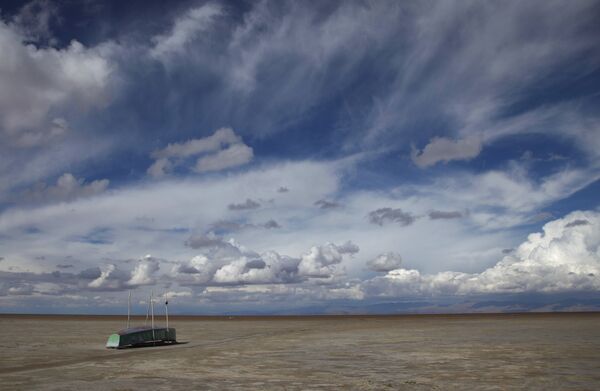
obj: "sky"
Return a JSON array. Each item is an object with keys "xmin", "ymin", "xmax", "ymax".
[{"xmin": 1, "ymin": 0, "xmax": 600, "ymax": 315}]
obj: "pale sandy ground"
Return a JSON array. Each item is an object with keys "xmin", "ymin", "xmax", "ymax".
[{"xmin": 0, "ymin": 313, "xmax": 599, "ymax": 390}]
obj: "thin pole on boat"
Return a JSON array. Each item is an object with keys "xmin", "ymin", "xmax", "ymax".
[
  {"xmin": 165, "ymin": 291, "xmax": 169, "ymax": 330},
  {"xmin": 144, "ymin": 295, "xmax": 150, "ymax": 326},
  {"xmin": 127, "ymin": 290, "xmax": 131, "ymax": 329},
  {"xmin": 151, "ymin": 290, "xmax": 156, "ymax": 343}
]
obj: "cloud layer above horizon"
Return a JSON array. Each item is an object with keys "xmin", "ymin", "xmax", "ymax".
[{"xmin": 1, "ymin": 0, "xmax": 599, "ymax": 313}]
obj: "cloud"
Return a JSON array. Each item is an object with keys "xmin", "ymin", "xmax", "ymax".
[
  {"xmin": 363, "ymin": 211, "xmax": 600, "ymax": 297},
  {"xmin": 127, "ymin": 255, "xmax": 160, "ymax": 286},
  {"xmin": 88, "ymin": 264, "xmax": 126, "ymax": 290},
  {"xmin": 208, "ymin": 218, "xmax": 281, "ymax": 233},
  {"xmin": 314, "ymin": 199, "xmax": 341, "ymax": 209},
  {"xmin": 0, "ymin": 255, "xmax": 161, "ymax": 294},
  {"xmin": 411, "ymin": 137, "xmax": 482, "ymax": 168},
  {"xmin": 364, "ymin": 0, "xmax": 600, "ymax": 163},
  {"xmin": 297, "ymin": 242, "xmax": 350, "ymax": 278},
  {"xmin": 428, "ymin": 210, "xmax": 463, "ymax": 220},
  {"xmin": 0, "ymin": 159, "xmax": 341, "ymax": 279},
  {"xmin": 336, "ymin": 241, "xmax": 359, "ymax": 255},
  {"xmin": 172, "ymin": 240, "xmax": 356, "ymax": 286},
  {"xmin": 11, "ymin": 0, "xmax": 60, "ymax": 44},
  {"xmin": 165, "ymin": 290, "xmax": 192, "ymax": 298},
  {"xmin": 152, "ymin": 127, "xmax": 241, "ymax": 159},
  {"xmin": 69, "ymin": 227, "xmax": 113, "ymax": 245},
  {"xmin": 228, "ymin": 198, "xmax": 260, "ymax": 211},
  {"xmin": 368, "ymin": 208, "xmax": 416, "ymax": 226},
  {"xmin": 245, "ymin": 259, "xmax": 266, "ymax": 269},
  {"xmin": 367, "ymin": 252, "xmax": 403, "ymax": 272},
  {"xmin": 209, "ymin": 220, "xmax": 246, "ymax": 233},
  {"xmin": 7, "ymin": 283, "xmax": 34, "ymax": 296},
  {"xmin": 21, "ymin": 173, "xmax": 109, "ymax": 204},
  {"xmin": 414, "ymin": 165, "xmax": 600, "ymax": 228},
  {"xmin": 194, "ymin": 143, "xmax": 254, "ymax": 173},
  {"xmin": 185, "ymin": 233, "xmax": 228, "ymax": 249},
  {"xmin": 147, "ymin": 127, "xmax": 253, "ymax": 177},
  {"xmin": 530, "ymin": 212, "xmax": 554, "ymax": 223},
  {"xmin": 150, "ymin": 3, "xmax": 223, "ymax": 61},
  {"xmin": 565, "ymin": 219, "xmax": 590, "ymax": 228},
  {"xmin": 146, "ymin": 158, "xmax": 172, "ymax": 178},
  {"xmin": 263, "ymin": 219, "xmax": 281, "ymax": 229},
  {"xmin": 0, "ymin": 17, "xmax": 114, "ymax": 147}
]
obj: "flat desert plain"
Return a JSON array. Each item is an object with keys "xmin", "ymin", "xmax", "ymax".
[{"xmin": 1, "ymin": 313, "xmax": 599, "ymax": 390}]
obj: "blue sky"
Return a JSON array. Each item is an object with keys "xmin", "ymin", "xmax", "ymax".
[{"xmin": 1, "ymin": 0, "xmax": 600, "ymax": 314}]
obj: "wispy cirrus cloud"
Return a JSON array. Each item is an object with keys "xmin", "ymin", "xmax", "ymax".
[{"xmin": 149, "ymin": 3, "xmax": 223, "ymax": 61}]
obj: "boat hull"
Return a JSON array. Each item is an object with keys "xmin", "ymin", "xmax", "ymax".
[{"xmin": 106, "ymin": 327, "xmax": 176, "ymax": 348}]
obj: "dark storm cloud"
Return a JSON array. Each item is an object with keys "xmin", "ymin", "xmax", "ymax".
[
  {"xmin": 368, "ymin": 208, "xmax": 416, "ymax": 226},
  {"xmin": 228, "ymin": 198, "xmax": 260, "ymax": 211}
]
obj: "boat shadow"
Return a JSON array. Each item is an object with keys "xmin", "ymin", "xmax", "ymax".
[{"xmin": 120, "ymin": 341, "xmax": 189, "ymax": 349}]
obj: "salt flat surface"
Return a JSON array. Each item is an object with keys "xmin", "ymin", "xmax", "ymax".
[{"xmin": 0, "ymin": 313, "xmax": 599, "ymax": 390}]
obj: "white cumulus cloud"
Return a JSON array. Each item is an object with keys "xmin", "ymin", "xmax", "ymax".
[
  {"xmin": 127, "ymin": 255, "xmax": 160, "ymax": 286},
  {"xmin": 364, "ymin": 210, "xmax": 600, "ymax": 297}
]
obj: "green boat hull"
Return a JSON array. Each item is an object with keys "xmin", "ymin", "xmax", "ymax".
[{"xmin": 106, "ymin": 327, "xmax": 176, "ymax": 348}]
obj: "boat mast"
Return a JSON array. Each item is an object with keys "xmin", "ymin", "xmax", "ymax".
[
  {"xmin": 127, "ymin": 290, "xmax": 131, "ymax": 328},
  {"xmin": 165, "ymin": 292, "xmax": 169, "ymax": 330},
  {"xmin": 144, "ymin": 295, "xmax": 150, "ymax": 326},
  {"xmin": 150, "ymin": 290, "xmax": 156, "ymax": 343}
]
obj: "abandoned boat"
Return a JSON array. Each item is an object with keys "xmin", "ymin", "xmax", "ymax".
[{"xmin": 106, "ymin": 290, "xmax": 176, "ymax": 349}]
